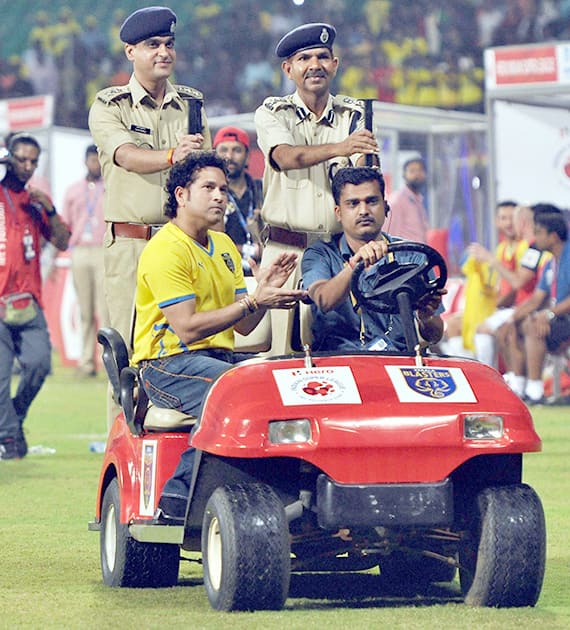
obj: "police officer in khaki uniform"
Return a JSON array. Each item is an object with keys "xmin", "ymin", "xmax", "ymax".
[
  {"xmin": 255, "ymin": 23, "xmax": 379, "ymax": 355},
  {"xmin": 88, "ymin": 6, "xmax": 211, "ymax": 349},
  {"xmin": 88, "ymin": 6, "xmax": 211, "ymax": 430}
]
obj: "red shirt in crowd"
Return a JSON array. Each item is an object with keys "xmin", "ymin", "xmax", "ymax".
[{"xmin": 0, "ymin": 183, "xmax": 52, "ymax": 307}]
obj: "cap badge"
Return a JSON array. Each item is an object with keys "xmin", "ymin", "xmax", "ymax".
[
  {"xmin": 320, "ymin": 28, "xmax": 329, "ymax": 44},
  {"xmin": 170, "ymin": 20, "xmax": 176, "ymax": 34}
]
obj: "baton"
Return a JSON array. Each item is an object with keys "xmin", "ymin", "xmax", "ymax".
[
  {"xmin": 188, "ymin": 99, "xmax": 203, "ymax": 134},
  {"xmin": 364, "ymin": 99, "xmax": 374, "ymax": 167}
]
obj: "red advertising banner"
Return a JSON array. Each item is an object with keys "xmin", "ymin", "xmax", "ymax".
[{"xmin": 492, "ymin": 46, "xmax": 558, "ymax": 86}]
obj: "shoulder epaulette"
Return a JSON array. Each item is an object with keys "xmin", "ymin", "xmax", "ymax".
[
  {"xmin": 333, "ymin": 95, "xmax": 365, "ymax": 111},
  {"xmin": 262, "ymin": 96, "xmax": 294, "ymax": 112},
  {"xmin": 175, "ymin": 85, "xmax": 203, "ymax": 100},
  {"xmin": 96, "ymin": 85, "xmax": 131, "ymax": 104}
]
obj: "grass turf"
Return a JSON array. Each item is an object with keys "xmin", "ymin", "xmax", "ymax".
[{"xmin": 1, "ymin": 360, "xmax": 569, "ymax": 629}]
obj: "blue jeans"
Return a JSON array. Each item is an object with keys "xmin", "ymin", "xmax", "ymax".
[
  {"xmin": 0, "ymin": 308, "xmax": 51, "ymax": 440},
  {"xmin": 139, "ymin": 349, "xmax": 239, "ymax": 501}
]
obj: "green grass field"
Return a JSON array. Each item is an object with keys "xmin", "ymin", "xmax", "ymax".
[{"xmin": 1, "ymin": 360, "xmax": 569, "ymax": 629}]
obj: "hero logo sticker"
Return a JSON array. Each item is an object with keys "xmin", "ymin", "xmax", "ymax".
[
  {"xmin": 139, "ymin": 440, "xmax": 158, "ymax": 516},
  {"xmin": 385, "ymin": 365, "xmax": 477, "ymax": 403},
  {"xmin": 273, "ymin": 366, "xmax": 362, "ymax": 406}
]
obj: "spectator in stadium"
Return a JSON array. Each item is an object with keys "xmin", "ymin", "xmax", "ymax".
[
  {"xmin": 254, "ymin": 22, "xmax": 379, "ymax": 354},
  {"xmin": 465, "ymin": 200, "xmax": 521, "ymax": 367},
  {"xmin": 132, "ymin": 152, "xmax": 306, "ymax": 521},
  {"xmin": 492, "ymin": 204, "xmax": 554, "ymax": 392},
  {"xmin": 0, "ymin": 133, "xmax": 70, "ymax": 460},
  {"xmin": 515, "ymin": 211, "xmax": 570, "ymax": 404},
  {"xmin": 61, "ymin": 144, "xmax": 109, "ymax": 378},
  {"xmin": 301, "ymin": 166, "xmax": 444, "ymax": 352},
  {"xmin": 213, "ymin": 126, "xmax": 265, "ymax": 275},
  {"xmin": 382, "ymin": 156, "xmax": 429, "ymax": 243}
]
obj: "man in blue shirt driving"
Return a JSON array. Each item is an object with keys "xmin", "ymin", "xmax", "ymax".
[{"xmin": 301, "ymin": 167, "xmax": 444, "ymax": 352}]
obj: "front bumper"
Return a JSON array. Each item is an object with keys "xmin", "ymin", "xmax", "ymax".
[{"xmin": 316, "ymin": 475, "xmax": 453, "ymax": 529}]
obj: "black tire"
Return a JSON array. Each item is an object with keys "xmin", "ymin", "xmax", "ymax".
[
  {"xmin": 379, "ymin": 551, "xmax": 457, "ymax": 585},
  {"xmin": 201, "ymin": 483, "xmax": 290, "ymax": 611},
  {"xmin": 459, "ymin": 484, "xmax": 546, "ymax": 607},
  {"xmin": 100, "ymin": 478, "xmax": 180, "ymax": 588}
]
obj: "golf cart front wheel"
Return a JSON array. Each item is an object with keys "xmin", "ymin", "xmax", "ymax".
[
  {"xmin": 459, "ymin": 483, "xmax": 546, "ymax": 607},
  {"xmin": 201, "ymin": 483, "xmax": 290, "ymax": 611}
]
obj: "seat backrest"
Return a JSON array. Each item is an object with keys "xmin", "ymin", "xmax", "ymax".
[
  {"xmin": 234, "ymin": 276, "xmax": 272, "ymax": 353},
  {"xmin": 97, "ymin": 327, "xmax": 129, "ymax": 404}
]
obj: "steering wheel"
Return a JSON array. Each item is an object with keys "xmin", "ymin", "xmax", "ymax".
[{"xmin": 350, "ymin": 241, "xmax": 447, "ymax": 314}]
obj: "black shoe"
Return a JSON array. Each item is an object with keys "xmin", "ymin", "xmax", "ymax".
[
  {"xmin": 0, "ymin": 438, "xmax": 20, "ymax": 461},
  {"xmin": 16, "ymin": 428, "xmax": 28, "ymax": 458},
  {"xmin": 154, "ymin": 496, "xmax": 187, "ymax": 525}
]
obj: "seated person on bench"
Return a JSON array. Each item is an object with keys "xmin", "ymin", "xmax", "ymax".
[
  {"xmin": 131, "ymin": 151, "xmax": 307, "ymax": 522},
  {"xmin": 301, "ymin": 167, "xmax": 445, "ymax": 352}
]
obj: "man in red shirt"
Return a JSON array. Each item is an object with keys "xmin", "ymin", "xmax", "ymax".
[{"xmin": 0, "ymin": 133, "xmax": 70, "ymax": 460}]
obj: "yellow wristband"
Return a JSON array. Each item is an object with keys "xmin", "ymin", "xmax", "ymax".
[{"xmin": 166, "ymin": 148, "xmax": 175, "ymax": 166}]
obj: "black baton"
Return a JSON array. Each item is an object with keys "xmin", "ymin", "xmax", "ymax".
[
  {"xmin": 188, "ymin": 99, "xmax": 203, "ymax": 134},
  {"xmin": 364, "ymin": 99, "xmax": 374, "ymax": 167}
]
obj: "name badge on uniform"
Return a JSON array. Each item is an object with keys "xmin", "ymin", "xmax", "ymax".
[{"xmin": 130, "ymin": 124, "xmax": 151, "ymax": 134}]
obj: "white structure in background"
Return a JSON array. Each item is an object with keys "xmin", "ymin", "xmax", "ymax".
[{"xmin": 485, "ymin": 41, "xmax": 570, "ymax": 216}]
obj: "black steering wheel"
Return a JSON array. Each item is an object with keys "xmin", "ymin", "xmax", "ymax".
[{"xmin": 350, "ymin": 241, "xmax": 447, "ymax": 314}]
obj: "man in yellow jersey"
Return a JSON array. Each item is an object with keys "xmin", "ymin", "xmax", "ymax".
[
  {"xmin": 301, "ymin": 167, "xmax": 444, "ymax": 352},
  {"xmin": 132, "ymin": 151, "xmax": 307, "ymax": 521}
]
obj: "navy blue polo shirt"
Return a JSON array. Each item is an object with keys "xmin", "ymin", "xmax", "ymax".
[{"xmin": 301, "ymin": 233, "xmax": 438, "ymax": 352}]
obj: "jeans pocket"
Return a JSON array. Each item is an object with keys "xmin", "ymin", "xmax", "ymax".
[{"xmin": 140, "ymin": 362, "xmax": 183, "ymax": 410}]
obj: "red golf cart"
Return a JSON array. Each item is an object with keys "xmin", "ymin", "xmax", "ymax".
[{"xmin": 89, "ymin": 242, "xmax": 545, "ymax": 611}]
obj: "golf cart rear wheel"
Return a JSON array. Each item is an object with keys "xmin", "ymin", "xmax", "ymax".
[
  {"xmin": 100, "ymin": 478, "xmax": 179, "ymax": 588},
  {"xmin": 459, "ymin": 484, "xmax": 546, "ymax": 607},
  {"xmin": 201, "ymin": 483, "xmax": 290, "ymax": 611}
]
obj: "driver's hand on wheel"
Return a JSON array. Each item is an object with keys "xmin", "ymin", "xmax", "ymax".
[
  {"xmin": 417, "ymin": 288, "xmax": 447, "ymax": 320},
  {"xmin": 349, "ymin": 239, "xmax": 388, "ymax": 269}
]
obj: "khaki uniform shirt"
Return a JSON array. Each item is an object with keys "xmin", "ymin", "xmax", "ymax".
[
  {"xmin": 88, "ymin": 74, "xmax": 211, "ymax": 224},
  {"xmin": 254, "ymin": 91, "xmax": 364, "ymax": 234}
]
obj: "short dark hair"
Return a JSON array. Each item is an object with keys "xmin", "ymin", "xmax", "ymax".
[
  {"xmin": 86, "ymin": 144, "xmax": 98, "ymax": 158},
  {"xmin": 332, "ymin": 167, "xmax": 386, "ymax": 203},
  {"xmin": 532, "ymin": 202, "xmax": 562, "ymax": 217},
  {"xmin": 164, "ymin": 151, "xmax": 227, "ymax": 218},
  {"xmin": 6, "ymin": 132, "xmax": 41, "ymax": 155},
  {"xmin": 535, "ymin": 212, "xmax": 568, "ymax": 242},
  {"xmin": 497, "ymin": 200, "xmax": 518, "ymax": 209}
]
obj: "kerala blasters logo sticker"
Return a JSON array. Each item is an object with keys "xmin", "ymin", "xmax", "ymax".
[
  {"xmin": 385, "ymin": 365, "xmax": 477, "ymax": 403},
  {"xmin": 221, "ymin": 252, "xmax": 235, "ymax": 273},
  {"xmin": 139, "ymin": 440, "xmax": 158, "ymax": 516},
  {"xmin": 273, "ymin": 366, "xmax": 362, "ymax": 405},
  {"xmin": 402, "ymin": 368, "xmax": 455, "ymax": 398}
]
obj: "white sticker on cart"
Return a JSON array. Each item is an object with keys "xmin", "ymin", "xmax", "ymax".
[
  {"xmin": 385, "ymin": 365, "xmax": 477, "ymax": 403},
  {"xmin": 273, "ymin": 366, "xmax": 362, "ymax": 406},
  {"xmin": 139, "ymin": 439, "xmax": 158, "ymax": 516}
]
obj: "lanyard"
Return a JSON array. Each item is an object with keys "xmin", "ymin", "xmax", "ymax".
[
  {"xmin": 85, "ymin": 180, "xmax": 103, "ymax": 218},
  {"xmin": 227, "ymin": 189, "xmax": 254, "ymax": 242},
  {"xmin": 2, "ymin": 185, "xmax": 19, "ymax": 220},
  {"xmin": 342, "ymin": 234, "xmax": 395, "ymax": 345}
]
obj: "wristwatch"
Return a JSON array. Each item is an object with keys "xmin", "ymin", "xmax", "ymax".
[
  {"xmin": 547, "ymin": 310, "xmax": 556, "ymax": 321},
  {"xmin": 45, "ymin": 207, "xmax": 57, "ymax": 217}
]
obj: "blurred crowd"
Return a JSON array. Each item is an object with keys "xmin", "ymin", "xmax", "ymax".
[{"xmin": 1, "ymin": 0, "xmax": 570, "ymax": 128}]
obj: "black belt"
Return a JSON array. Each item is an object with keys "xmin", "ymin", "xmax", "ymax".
[{"xmin": 268, "ymin": 226, "xmax": 308, "ymax": 249}]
